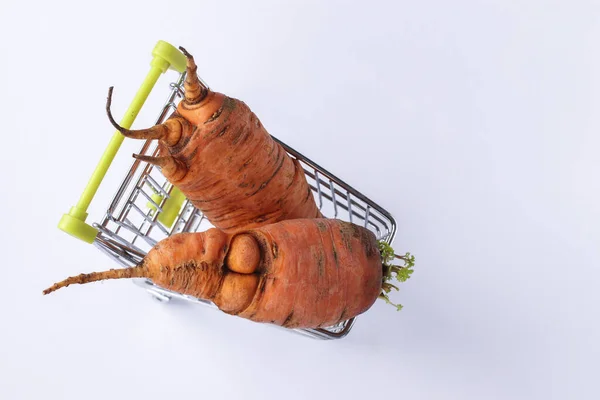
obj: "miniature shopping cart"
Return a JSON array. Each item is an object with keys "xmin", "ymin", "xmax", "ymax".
[{"xmin": 58, "ymin": 40, "xmax": 397, "ymax": 340}]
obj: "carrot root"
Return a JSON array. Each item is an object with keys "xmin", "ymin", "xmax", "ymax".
[
  {"xmin": 132, "ymin": 153, "xmax": 188, "ymax": 181},
  {"xmin": 43, "ymin": 220, "xmax": 410, "ymax": 328},
  {"xmin": 106, "ymin": 87, "xmax": 183, "ymax": 146},
  {"xmin": 43, "ymin": 265, "xmax": 147, "ymax": 295},
  {"xmin": 104, "ymin": 46, "xmax": 322, "ymax": 234}
]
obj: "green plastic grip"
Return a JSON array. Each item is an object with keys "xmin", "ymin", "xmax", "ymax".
[
  {"xmin": 148, "ymin": 188, "xmax": 187, "ymax": 227},
  {"xmin": 59, "ymin": 40, "xmax": 188, "ymax": 243}
]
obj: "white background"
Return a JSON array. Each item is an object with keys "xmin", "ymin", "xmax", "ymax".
[{"xmin": 1, "ymin": 1, "xmax": 598, "ymax": 399}]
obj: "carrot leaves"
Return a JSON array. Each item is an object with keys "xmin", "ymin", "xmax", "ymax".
[{"xmin": 378, "ymin": 241, "xmax": 415, "ymax": 311}]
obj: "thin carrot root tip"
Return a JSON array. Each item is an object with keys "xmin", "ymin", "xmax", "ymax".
[
  {"xmin": 133, "ymin": 153, "xmax": 187, "ymax": 180},
  {"xmin": 178, "ymin": 46, "xmax": 191, "ymax": 58},
  {"xmin": 105, "ymin": 86, "xmax": 124, "ymax": 133},
  {"xmin": 377, "ymin": 241, "xmax": 416, "ymax": 311},
  {"xmin": 106, "ymin": 87, "xmax": 176, "ymax": 141},
  {"xmin": 132, "ymin": 153, "xmax": 165, "ymax": 166},
  {"xmin": 42, "ymin": 266, "xmax": 147, "ymax": 296}
]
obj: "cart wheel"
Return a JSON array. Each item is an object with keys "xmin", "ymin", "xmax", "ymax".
[{"xmin": 148, "ymin": 289, "xmax": 171, "ymax": 303}]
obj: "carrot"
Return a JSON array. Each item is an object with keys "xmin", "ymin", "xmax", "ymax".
[
  {"xmin": 43, "ymin": 219, "xmax": 414, "ymax": 329},
  {"xmin": 106, "ymin": 46, "xmax": 321, "ymax": 233}
]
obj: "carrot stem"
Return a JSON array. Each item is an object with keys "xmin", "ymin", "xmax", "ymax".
[{"xmin": 377, "ymin": 240, "xmax": 416, "ymax": 311}]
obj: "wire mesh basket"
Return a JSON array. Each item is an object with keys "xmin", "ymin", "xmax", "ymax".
[{"xmin": 60, "ymin": 41, "xmax": 397, "ymax": 340}]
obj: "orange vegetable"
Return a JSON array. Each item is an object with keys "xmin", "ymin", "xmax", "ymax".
[
  {"xmin": 43, "ymin": 219, "xmax": 414, "ymax": 329},
  {"xmin": 106, "ymin": 47, "xmax": 321, "ymax": 233}
]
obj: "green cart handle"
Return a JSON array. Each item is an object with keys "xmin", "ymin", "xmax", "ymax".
[{"xmin": 58, "ymin": 40, "xmax": 187, "ymax": 243}]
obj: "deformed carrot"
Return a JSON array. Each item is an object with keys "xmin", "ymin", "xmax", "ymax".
[
  {"xmin": 106, "ymin": 47, "xmax": 321, "ymax": 233},
  {"xmin": 43, "ymin": 219, "xmax": 415, "ymax": 329}
]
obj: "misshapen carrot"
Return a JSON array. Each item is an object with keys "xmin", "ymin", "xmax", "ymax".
[
  {"xmin": 106, "ymin": 47, "xmax": 321, "ymax": 233},
  {"xmin": 43, "ymin": 219, "xmax": 414, "ymax": 329}
]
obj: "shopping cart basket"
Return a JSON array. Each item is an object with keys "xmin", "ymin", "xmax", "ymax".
[{"xmin": 58, "ymin": 40, "xmax": 397, "ymax": 340}]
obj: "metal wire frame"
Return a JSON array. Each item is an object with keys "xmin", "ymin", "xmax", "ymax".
[{"xmin": 91, "ymin": 71, "xmax": 397, "ymax": 340}]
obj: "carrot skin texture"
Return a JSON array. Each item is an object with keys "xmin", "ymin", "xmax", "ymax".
[
  {"xmin": 164, "ymin": 95, "xmax": 322, "ymax": 233},
  {"xmin": 226, "ymin": 234, "xmax": 261, "ymax": 274},
  {"xmin": 237, "ymin": 219, "xmax": 382, "ymax": 328},
  {"xmin": 143, "ymin": 228, "xmax": 230, "ymax": 300},
  {"xmin": 43, "ymin": 219, "xmax": 382, "ymax": 329}
]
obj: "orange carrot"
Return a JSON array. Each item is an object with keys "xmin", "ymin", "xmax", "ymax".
[
  {"xmin": 106, "ymin": 47, "xmax": 321, "ymax": 233},
  {"xmin": 43, "ymin": 219, "xmax": 414, "ymax": 329}
]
